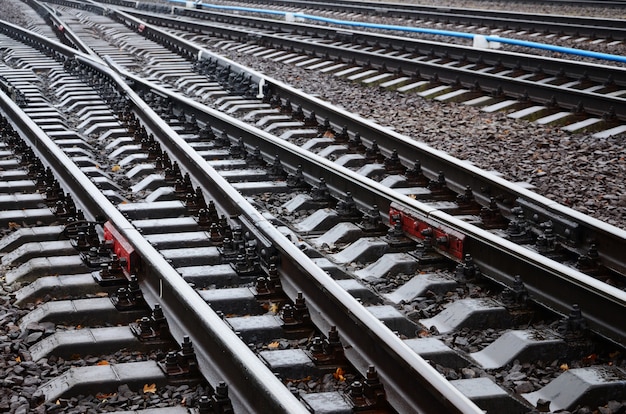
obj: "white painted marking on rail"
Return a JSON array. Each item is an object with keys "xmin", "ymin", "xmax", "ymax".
[{"xmin": 257, "ymin": 78, "xmax": 266, "ymax": 99}]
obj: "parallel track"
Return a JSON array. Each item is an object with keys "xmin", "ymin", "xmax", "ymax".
[
  {"xmin": 176, "ymin": 0, "xmax": 626, "ymax": 40},
  {"xmin": 0, "ymin": 11, "xmax": 480, "ymax": 414}
]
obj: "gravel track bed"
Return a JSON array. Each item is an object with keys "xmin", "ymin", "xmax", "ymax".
[
  {"xmin": 0, "ymin": 2, "xmax": 625, "ymax": 413},
  {"xmin": 204, "ymin": 0, "xmax": 626, "ymax": 67},
  {"xmin": 0, "ymin": 279, "xmax": 209, "ymax": 413},
  {"xmin": 128, "ymin": 0, "xmax": 626, "ymax": 227},
  {"xmin": 212, "ymin": 46, "xmax": 626, "ymax": 229}
]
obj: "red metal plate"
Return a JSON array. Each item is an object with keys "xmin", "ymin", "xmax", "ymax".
[
  {"xmin": 390, "ymin": 204, "xmax": 465, "ymax": 260},
  {"xmin": 103, "ymin": 221, "xmax": 138, "ymax": 273}
]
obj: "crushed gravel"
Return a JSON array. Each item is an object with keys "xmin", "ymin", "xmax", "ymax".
[
  {"xmin": 1, "ymin": 1, "xmax": 626, "ymax": 412},
  {"xmin": 214, "ymin": 46, "xmax": 626, "ymax": 229}
]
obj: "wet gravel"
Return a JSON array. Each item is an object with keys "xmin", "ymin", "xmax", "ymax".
[
  {"xmin": 0, "ymin": 279, "xmax": 210, "ymax": 413},
  {"xmin": 206, "ymin": 0, "xmax": 626, "ymax": 66},
  {"xmin": 213, "ymin": 44, "xmax": 626, "ymax": 230},
  {"xmin": 180, "ymin": 0, "xmax": 626, "ymax": 229},
  {"xmin": 1, "ymin": 1, "xmax": 626, "ymax": 413}
]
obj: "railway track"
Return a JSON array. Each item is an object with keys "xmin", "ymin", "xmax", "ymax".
[
  {"xmin": 140, "ymin": 7, "xmax": 626, "ymax": 131},
  {"xmin": 44, "ymin": 1, "xmax": 626, "ymax": 277},
  {"xmin": 1, "ymin": 1, "xmax": 626, "ymax": 413},
  {"xmin": 184, "ymin": 0, "xmax": 626, "ymax": 41},
  {"xmin": 51, "ymin": 0, "xmax": 626, "ymax": 136},
  {"xmin": 0, "ymin": 11, "xmax": 483, "ymax": 414}
]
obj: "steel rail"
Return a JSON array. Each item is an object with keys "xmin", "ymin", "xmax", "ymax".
[
  {"xmin": 37, "ymin": 3, "xmax": 622, "ymax": 355},
  {"xmin": 32, "ymin": 0, "xmax": 626, "ymax": 355},
  {"xmin": 36, "ymin": 0, "xmax": 626, "ymax": 289},
  {"xmin": 108, "ymin": 52, "xmax": 626, "ymax": 350},
  {"xmin": 12, "ymin": 0, "xmax": 623, "ymax": 376},
  {"xmin": 0, "ymin": 17, "xmax": 486, "ymax": 413},
  {"xmin": 211, "ymin": 0, "xmax": 626, "ymax": 39},
  {"xmin": 40, "ymin": 0, "xmax": 626, "ymax": 69},
  {"xmin": 107, "ymin": 33, "xmax": 487, "ymax": 413},
  {"xmin": 2, "ymin": 9, "xmax": 623, "ymax": 414},
  {"xmin": 36, "ymin": 0, "xmax": 103, "ymax": 58},
  {"xmin": 255, "ymin": 36, "xmax": 626, "ymax": 115},
  {"xmin": 37, "ymin": 0, "xmax": 626, "ymax": 284},
  {"xmin": 41, "ymin": 0, "xmax": 626, "ymax": 86},
  {"xmin": 237, "ymin": 0, "xmax": 626, "ymax": 21},
  {"xmin": 99, "ymin": 54, "xmax": 485, "ymax": 414},
  {"xmin": 65, "ymin": 5, "xmax": 626, "ymax": 346}
]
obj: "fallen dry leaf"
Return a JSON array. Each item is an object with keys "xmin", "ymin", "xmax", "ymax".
[
  {"xmin": 560, "ymin": 363, "xmax": 569, "ymax": 371},
  {"xmin": 267, "ymin": 341, "xmax": 280, "ymax": 349},
  {"xmin": 333, "ymin": 367, "xmax": 345, "ymax": 382},
  {"xmin": 97, "ymin": 360, "xmax": 109, "ymax": 366},
  {"xmin": 111, "ymin": 165, "xmax": 121, "ymax": 172},
  {"xmin": 96, "ymin": 392, "xmax": 116, "ymax": 400},
  {"xmin": 143, "ymin": 383, "xmax": 157, "ymax": 394},
  {"xmin": 582, "ymin": 354, "xmax": 597, "ymax": 365},
  {"xmin": 286, "ymin": 376, "xmax": 311, "ymax": 384},
  {"xmin": 268, "ymin": 302, "xmax": 279, "ymax": 314}
]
